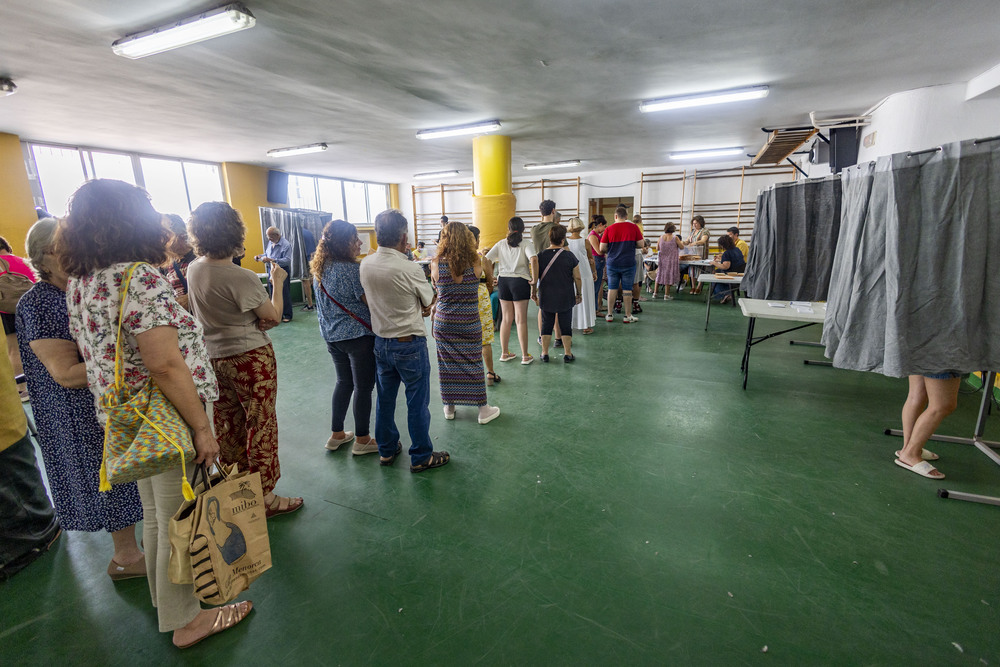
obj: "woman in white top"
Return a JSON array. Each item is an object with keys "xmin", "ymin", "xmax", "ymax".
[
  {"xmin": 565, "ymin": 217, "xmax": 596, "ymax": 334},
  {"xmin": 485, "ymin": 217, "xmax": 538, "ymax": 365}
]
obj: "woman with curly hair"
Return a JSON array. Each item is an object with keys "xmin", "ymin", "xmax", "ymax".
[
  {"xmin": 310, "ymin": 219, "xmax": 377, "ymax": 456},
  {"xmin": 58, "ymin": 179, "xmax": 252, "ymax": 648},
  {"xmin": 431, "ymin": 222, "xmax": 500, "ymax": 424},
  {"xmin": 185, "ymin": 201, "xmax": 303, "ymax": 519}
]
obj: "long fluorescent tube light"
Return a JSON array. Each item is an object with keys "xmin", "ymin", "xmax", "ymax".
[
  {"xmin": 413, "ymin": 170, "xmax": 460, "ymax": 180},
  {"xmin": 523, "ymin": 160, "xmax": 582, "ymax": 171},
  {"xmin": 416, "ymin": 120, "xmax": 501, "ymax": 140},
  {"xmin": 640, "ymin": 86, "xmax": 769, "ymax": 113},
  {"xmin": 266, "ymin": 143, "xmax": 328, "ymax": 158},
  {"xmin": 669, "ymin": 147, "xmax": 744, "ymax": 160},
  {"xmin": 112, "ymin": 3, "xmax": 256, "ymax": 59}
]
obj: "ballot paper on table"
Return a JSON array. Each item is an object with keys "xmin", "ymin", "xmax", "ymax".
[
  {"xmin": 790, "ymin": 301, "xmax": 811, "ymax": 307},
  {"xmin": 767, "ymin": 302, "xmax": 786, "ymax": 308},
  {"xmin": 793, "ymin": 306, "xmax": 815, "ymax": 314}
]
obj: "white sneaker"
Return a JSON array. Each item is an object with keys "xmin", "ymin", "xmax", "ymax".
[
  {"xmin": 605, "ymin": 314, "xmax": 614, "ymax": 322},
  {"xmin": 478, "ymin": 405, "xmax": 501, "ymax": 424},
  {"xmin": 352, "ymin": 439, "xmax": 379, "ymax": 455},
  {"xmin": 443, "ymin": 406, "xmax": 456, "ymax": 420},
  {"xmin": 325, "ymin": 431, "xmax": 355, "ymax": 451},
  {"xmin": 623, "ymin": 315, "xmax": 638, "ymax": 323}
]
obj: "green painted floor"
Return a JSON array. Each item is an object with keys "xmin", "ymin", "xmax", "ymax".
[{"xmin": 4, "ymin": 290, "xmax": 999, "ymax": 665}]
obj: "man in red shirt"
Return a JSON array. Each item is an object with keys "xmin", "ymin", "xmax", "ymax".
[{"xmin": 599, "ymin": 206, "xmax": 644, "ymax": 323}]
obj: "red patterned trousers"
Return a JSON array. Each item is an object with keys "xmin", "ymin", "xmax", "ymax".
[{"xmin": 211, "ymin": 344, "xmax": 280, "ymax": 494}]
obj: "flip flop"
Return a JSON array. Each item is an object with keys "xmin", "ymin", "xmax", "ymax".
[
  {"xmin": 894, "ymin": 449, "xmax": 939, "ymax": 461},
  {"xmin": 894, "ymin": 458, "xmax": 945, "ymax": 479},
  {"xmin": 499, "ymin": 353, "xmax": 517, "ymax": 362}
]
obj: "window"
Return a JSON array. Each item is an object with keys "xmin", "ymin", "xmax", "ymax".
[
  {"xmin": 366, "ymin": 183, "xmax": 388, "ymax": 220},
  {"xmin": 26, "ymin": 143, "xmax": 224, "ymax": 217},
  {"xmin": 316, "ymin": 178, "xmax": 344, "ymax": 219},
  {"xmin": 31, "ymin": 145, "xmax": 86, "ymax": 217},
  {"xmin": 343, "ymin": 181, "xmax": 368, "ymax": 223},
  {"xmin": 288, "ymin": 174, "xmax": 317, "ymax": 210}
]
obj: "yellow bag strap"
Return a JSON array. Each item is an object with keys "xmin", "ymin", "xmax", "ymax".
[{"xmin": 100, "ymin": 263, "xmax": 194, "ymax": 501}]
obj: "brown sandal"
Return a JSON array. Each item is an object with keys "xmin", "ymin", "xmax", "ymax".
[{"xmin": 265, "ymin": 495, "xmax": 303, "ymax": 518}]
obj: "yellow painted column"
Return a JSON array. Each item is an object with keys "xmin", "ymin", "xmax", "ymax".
[
  {"xmin": 221, "ymin": 162, "xmax": 284, "ymax": 273},
  {"xmin": 0, "ymin": 133, "xmax": 39, "ymax": 255},
  {"xmin": 472, "ymin": 135, "xmax": 515, "ymax": 248}
]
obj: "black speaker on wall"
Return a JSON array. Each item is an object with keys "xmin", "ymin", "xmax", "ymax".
[
  {"xmin": 829, "ymin": 127, "xmax": 860, "ymax": 173},
  {"xmin": 266, "ymin": 170, "xmax": 289, "ymax": 204}
]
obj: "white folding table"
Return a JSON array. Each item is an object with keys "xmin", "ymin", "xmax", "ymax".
[
  {"xmin": 697, "ymin": 274, "xmax": 743, "ymax": 331},
  {"xmin": 738, "ymin": 298, "xmax": 828, "ymax": 390}
]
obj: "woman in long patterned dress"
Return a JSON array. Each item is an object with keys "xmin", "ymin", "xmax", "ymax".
[
  {"xmin": 432, "ymin": 223, "xmax": 500, "ymax": 424},
  {"xmin": 654, "ymin": 223, "xmax": 684, "ymax": 300},
  {"xmin": 16, "ymin": 218, "xmax": 145, "ymax": 580}
]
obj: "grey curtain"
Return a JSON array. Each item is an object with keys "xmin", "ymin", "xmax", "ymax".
[
  {"xmin": 822, "ymin": 138, "xmax": 1000, "ymax": 377},
  {"xmin": 258, "ymin": 207, "xmax": 331, "ymax": 280},
  {"xmin": 742, "ymin": 175, "xmax": 842, "ymax": 301}
]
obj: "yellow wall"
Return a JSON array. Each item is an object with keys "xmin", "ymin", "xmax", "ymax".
[
  {"xmin": 0, "ymin": 133, "xmax": 39, "ymax": 255},
  {"xmin": 221, "ymin": 162, "xmax": 280, "ymax": 272}
]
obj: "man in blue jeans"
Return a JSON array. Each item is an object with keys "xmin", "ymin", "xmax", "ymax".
[
  {"xmin": 359, "ymin": 209, "xmax": 450, "ymax": 473},
  {"xmin": 599, "ymin": 205, "xmax": 645, "ymax": 324}
]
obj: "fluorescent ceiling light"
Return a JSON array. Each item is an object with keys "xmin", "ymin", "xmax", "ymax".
[
  {"xmin": 112, "ymin": 3, "xmax": 256, "ymax": 59},
  {"xmin": 669, "ymin": 147, "xmax": 744, "ymax": 160},
  {"xmin": 639, "ymin": 86, "xmax": 769, "ymax": 113},
  {"xmin": 413, "ymin": 170, "xmax": 460, "ymax": 180},
  {"xmin": 416, "ymin": 120, "xmax": 501, "ymax": 140},
  {"xmin": 523, "ymin": 160, "xmax": 582, "ymax": 171},
  {"xmin": 266, "ymin": 143, "xmax": 328, "ymax": 158}
]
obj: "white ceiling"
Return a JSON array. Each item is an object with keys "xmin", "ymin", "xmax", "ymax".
[{"xmin": 2, "ymin": 0, "xmax": 998, "ymax": 183}]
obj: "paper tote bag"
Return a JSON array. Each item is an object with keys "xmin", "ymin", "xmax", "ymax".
[
  {"xmin": 188, "ymin": 468, "xmax": 272, "ymax": 604},
  {"xmin": 168, "ymin": 464, "xmax": 228, "ymax": 585},
  {"xmin": 98, "ymin": 263, "xmax": 195, "ymax": 494}
]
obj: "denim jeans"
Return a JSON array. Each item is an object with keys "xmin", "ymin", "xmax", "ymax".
[
  {"xmin": 593, "ymin": 255, "xmax": 606, "ymax": 305},
  {"xmin": 326, "ymin": 335, "xmax": 376, "ymax": 437},
  {"xmin": 373, "ymin": 336, "xmax": 433, "ymax": 465}
]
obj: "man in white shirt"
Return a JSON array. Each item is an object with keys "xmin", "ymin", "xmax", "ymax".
[{"xmin": 360, "ymin": 209, "xmax": 450, "ymax": 473}]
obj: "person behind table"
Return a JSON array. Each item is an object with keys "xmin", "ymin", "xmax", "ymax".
[
  {"xmin": 467, "ymin": 225, "xmax": 500, "ymax": 386},
  {"xmin": 565, "ymin": 217, "xmax": 596, "ymax": 335},
  {"xmin": 895, "ymin": 373, "xmax": 965, "ymax": 479},
  {"xmin": 534, "ymin": 224, "xmax": 582, "ymax": 362},
  {"xmin": 431, "ymin": 222, "xmax": 500, "ymax": 424},
  {"xmin": 599, "ymin": 205, "xmax": 644, "ymax": 324},
  {"xmin": 684, "ymin": 215, "xmax": 711, "ymax": 294},
  {"xmin": 486, "ymin": 217, "xmax": 539, "ymax": 365},
  {"xmin": 587, "ymin": 215, "xmax": 608, "ymax": 316},
  {"xmin": 16, "ymin": 218, "xmax": 144, "ymax": 581},
  {"xmin": 727, "ymin": 226, "xmax": 750, "ymax": 262},
  {"xmin": 710, "ymin": 234, "xmax": 746, "ymax": 302},
  {"xmin": 255, "ymin": 226, "xmax": 293, "ymax": 322},
  {"xmin": 58, "ymin": 179, "xmax": 252, "ymax": 648},
  {"xmin": 186, "ymin": 201, "xmax": 303, "ymax": 518},
  {"xmin": 653, "ymin": 223, "xmax": 684, "ymax": 300},
  {"xmin": 413, "ymin": 241, "xmax": 427, "ymax": 261},
  {"xmin": 0, "ymin": 343, "xmax": 60, "ymax": 582},
  {"xmin": 160, "ymin": 214, "xmax": 197, "ymax": 311},
  {"xmin": 310, "ymin": 219, "xmax": 378, "ymax": 457},
  {"xmin": 0, "ymin": 235, "xmax": 35, "ymax": 402},
  {"xmin": 360, "ymin": 209, "xmax": 450, "ymax": 473}
]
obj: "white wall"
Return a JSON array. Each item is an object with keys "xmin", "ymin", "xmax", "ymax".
[{"xmin": 857, "ymin": 83, "xmax": 1000, "ymax": 162}]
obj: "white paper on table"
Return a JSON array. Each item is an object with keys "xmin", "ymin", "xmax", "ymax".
[
  {"xmin": 790, "ymin": 301, "xmax": 811, "ymax": 307},
  {"xmin": 767, "ymin": 302, "xmax": 786, "ymax": 308},
  {"xmin": 793, "ymin": 306, "xmax": 814, "ymax": 314}
]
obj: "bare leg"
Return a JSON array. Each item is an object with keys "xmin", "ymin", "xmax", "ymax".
[
  {"xmin": 651, "ymin": 282, "xmax": 659, "ymax": 298},
  {"xmin": 901, "ymin": 375, "xmax": 928, "ymax": 449},
  {"xmin": 301, "ymin": 279, "xmax": 314, "ymax": 308},
  {"xmin": 513, "ymin": 300, "xmax": 530, "ymax": 358},
  {"xmin": 898, "ymin": 376, "xmax": 960, "ymax": 472},
  {"xmin": 482, "ymin": 345, "xmax": 494, "ymax": 375},
  {"xmin": 110, "ymin": 525, "xmax": 144, "ymax": 565},
  {"xmin": 541, "ymin": 334, "xmax": 551, "ymax": 357},
  {"xmin": 499, "ymin": 300, "xmax": 514, "ymax": 356},
  {"xmin": 623, "ymin": 291, "xmax": 633, "ymax": 317},
  {"xmin": 562, "ymin": 334, "xmax": 573, "ymax": 356},
  {"xmin": 606, "ymin": 289, "xmax": 618, "ymax": 317}
]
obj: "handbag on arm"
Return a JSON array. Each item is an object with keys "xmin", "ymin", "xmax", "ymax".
[{"xmin": 98, "ymin": 262, "xmax": 196, "ymax": 499}]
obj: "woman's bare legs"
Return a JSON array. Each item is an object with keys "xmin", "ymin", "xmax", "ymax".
[
  {"xmin": 110, "ymin": 525, "xmax": 144, "ymax": 566},
  {"xmin": 499, "ymin": 299, "xmax": 515, "ymax": 356},
  {"xmin": 513, "ymin": 299, "xmax": 530, "ymax": 358},
  {"xmin": 897, "ymin": 375, "xmax": 960, "ymax": 475}
]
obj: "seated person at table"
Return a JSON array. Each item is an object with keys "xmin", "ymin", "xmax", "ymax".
[
  {"xmin": 710, "ymin": 235, "xmax": 745, "ymax": 302},
  {"xmin": 727, "ymin": 226, "xmax": 750, "ymax": 261}
]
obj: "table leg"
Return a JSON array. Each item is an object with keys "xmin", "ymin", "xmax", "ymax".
[
  {"xmin": 741, "ymin": 317, "xmax": 756, "ymax": 390},
  {"xmin": 704, "ymin": 283, "xmax": 712, "ymax": 330}
]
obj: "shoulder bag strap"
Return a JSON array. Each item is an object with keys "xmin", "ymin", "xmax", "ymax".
[
  {"xmin": 319, "ymin": 281, "xmax": 372, "ymax": 331},
  {"xmin": 539, "ymin": 248, "xmax": 565, "ymax": 284}
]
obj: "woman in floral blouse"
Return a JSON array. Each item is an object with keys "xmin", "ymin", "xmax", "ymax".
[{"xmin": 57, "ymin": 179, "xmax": 252, "ymax": 649}]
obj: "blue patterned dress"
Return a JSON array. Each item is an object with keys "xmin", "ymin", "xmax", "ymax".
[
  {"xmin": 433, "ymin": 263, "xmax": 486, "ymax": 406},
  {"xmin": 15, "ymin": 281, "xmax": 142, "ymax": 532}
]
